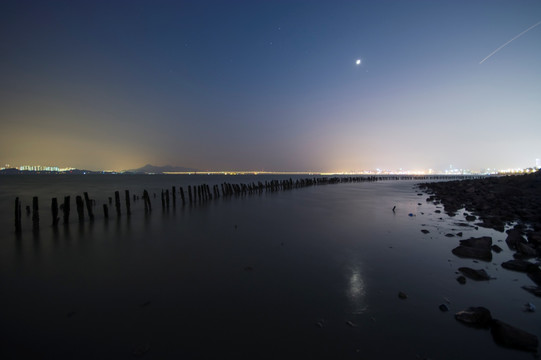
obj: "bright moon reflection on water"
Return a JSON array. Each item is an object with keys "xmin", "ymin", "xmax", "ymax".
[
  {"xmin": 356, "ymin": 59, "xmax": 361, "ymax": 65},
  {"xmin": 347, "ymin": 266, "xmax": 367, "ymax": 314}
]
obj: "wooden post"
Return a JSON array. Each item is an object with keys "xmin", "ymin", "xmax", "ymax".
[
  {"xmin": 14, "ymin": 197, "xmax": 22, "ymax": 233},
  {"xmin": 103, "ymin": 204, "xmax": 109, "ymax": 219},
  {"xmin": 51, "ymin": 198, "xmax": 59, "ymax": 227},
  {"xmin": 32, "ymin": 196, "xmax": 39, "ymax": 231},
  {"xmin": 188, "ymin": 185, "xmax": 193, "ymax": 204},
  {"xmin": 165, "ymin": 189, "xmax": 170, "ymax": 209},
  {"xmin": 125, "ymin": 190, "xmax": 131, "ymax": 216},
  {"xmin": 63, "ymin": 196, "xmax": 70, "ymax": 224},
  {"xmin": 161, "ymin": 190, "xmax": 165, "ymax": 211},
  {"xmin": 143, "ymin": 190, "xmax": 152, "ymax": 213},
  {"xmin": 115, "ymin": 191, "xmax": 121, "ymax": 217},
  {"xmin": 172, "ymin": 186, "xmax": 176, "ymax": 207},
  {"xmin": 84, "ymin": 192, "xmax": 94, "ymax": 220},
  {"xmin": 180, "ymin": 186, "xmax": 185, "ymax": 205},
  {"xmin": 75, "ymin": 196, "xmax": 84, "ymax": 222}
]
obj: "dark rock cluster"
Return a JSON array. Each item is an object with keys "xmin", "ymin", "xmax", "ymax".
[{"xmin": 419, "ymin": 171, "xmax": 541, "ymax": 234}]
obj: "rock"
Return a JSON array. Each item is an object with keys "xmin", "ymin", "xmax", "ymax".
[
  {"xmin": 517, "ymin": 242, "xmax": 537, "ymax": 257},
  {"xmin": 456, "ymin": 232, "xmax": 463, "ymax": 237},
  {"xmin": 346, "ymin": 320, "xmax": 357, "ymax": 327},
  {"xmin": 465, "ymin": 215, "xmax": 476, "ymax": 221},
  {"xmin": 523, "ymin": 303, "xmax": 536, "ymax": 312},
  {"xmin": 458, "ymin": 267, "xmax": 491, "ymax": 281},
  {"xmin": 398, "ymin": 291, "xmax": 408, "ymax": 299},
  {"xmin": 439, "ymin": 304, "xmax": 449, "ymax": 312},
  {"xmin": 501, "ymin": 259, "xmax": 535, "ymax": 273},
  {"xmin": 459, "ymin": 236, "xmax": 492, "ymax": 249},
  {"xmin": 456, "ymin": 276, "xmax": 466, "ymax": 284},
  {"xmin": 490, "ymin": 319, "xmax": 538, "ymax": 352},
  {"xmin": 454, "ymin": 307, "xmax": 492, "ymax": 328},
  {"xmin": 522, "ymin": 286, "xmax": 541, "ymax": 297},
  {"xmin": 445, "ymin": 233, "xmax": 455, "ymax": 237},
  {"xmin": 435, "ymin": 210, "xmax": 441, "ymax": 213},
  {"xmin": 421, "ymin": 229, "xmax": 430, "ymax": 234},
  {"xmin": 491, "ymin": 245, "xmax": 503, "ymax": 253},
  {"xmin": 452, "ymin": 246, "xmax": 492, "ymax": 261},
  {"xmin": 506, "ymin": 229, "xmax": 526, "ymax": 250}
]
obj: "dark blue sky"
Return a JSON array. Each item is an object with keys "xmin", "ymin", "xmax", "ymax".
[{"xmin": 1, "ymin": 1, "xmax": 540, "ymax": 171}]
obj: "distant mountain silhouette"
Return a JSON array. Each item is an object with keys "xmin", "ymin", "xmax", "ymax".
[{"xmin": 126, "ymin": 164, "xmax": 199, "ymax": 174}]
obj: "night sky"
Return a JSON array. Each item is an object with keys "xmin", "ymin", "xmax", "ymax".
[{"xmin": 1, "ymin": 1, "xmax": 540, "ymax": 172}]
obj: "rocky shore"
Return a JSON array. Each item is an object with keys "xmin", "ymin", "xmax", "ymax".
[{"xmin": 419, "ymin": 171, "xmax": 541, "ymax": 353}]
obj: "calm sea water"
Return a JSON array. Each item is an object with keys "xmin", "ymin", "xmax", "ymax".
[{"xmin": 0, "ymin": 175, "xmax": 538, "ymax": 359}]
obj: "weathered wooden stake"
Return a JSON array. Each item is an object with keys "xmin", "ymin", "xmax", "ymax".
[
  {"xmin": 75, "ymin": 196, "xmax": 84, "ymax": 222},
  {"xmin": 180, "ymin": 186, "xmax": 185, "ymax": 205},
  {"xmin": 172, "ymin": 186, "xmax": 176, "ymax": 207},
  {"xmin": 188, "ymin": 185, "xmax": 193, "ymax": 204},
  {"xmin": 14, "ymin": 197, "xmax": 22, "ymax": 233},
  {"xmin": 51, "ymin": 198, "xmax": 59, "ymax": 227},
  {"xmin": 63, "ymin": 196, "xmax": 70, "ymax": 224},
  {"xmin": 165, "ymin": 189, "xmax": 170, "ymax": 209},
  {"xmin": 103, "ymin": 204, "xmax": 109, "ymax": 219},
  {"xmin": 125, "ymin": 190, "xmax": 131, "ymax": 216},
  {"xmin": 32, "ymin": 196, "xmax": 39, "ymax": 231},
  {"xmin": 115, "ymin": 191, "xmax": 121, "ymax": 217},
  {"xmin": 84, "ymin": 192, "xmax": 94, "ymax": 220},
  {"xmin": 143, "ymin": 190, "xmax": 151, "ymax": 213}
]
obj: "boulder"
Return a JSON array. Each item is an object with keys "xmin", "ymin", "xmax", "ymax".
[
  {"xmin": 517, "ymin": 242, "xmax": 538, "ymax": 257},
  {"xmin": 456, "ymin": 276, "xmax": 466, "ymax": 284},
  {"xmin": 454, "ymin": 307, "xmax": 492, "ymax": 328},
  {"xmin": 490, "ymin": 319, "xmax": 538, "ymax": 352},
  {"xmin": 458, "ymin": 267, "xmax": 491, "ymax": 281},
  {"xmin": 501, "ymin": 260, "xmax": 535, "ymax": 273},
  {"xmin": 506, "ymin": 229, "xmax": 526, "ymax": 250},
  {"xmin": 459, "ymin": 236, "xmax": 492, "ymax": 249},
  {"xmin": 452, "ymin": 246, "xmax": 492, "ymax": 261},
  {"xmin": 491, "ymin": 245, "xmax": 503, "ymax": 253}
]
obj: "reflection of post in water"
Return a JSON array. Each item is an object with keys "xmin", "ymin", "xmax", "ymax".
[{"xmin": 32, "ymin": 196, "xmax": 39, "ymax": 232}]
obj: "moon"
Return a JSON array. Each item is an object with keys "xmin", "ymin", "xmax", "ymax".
[{"xmin": 356, "ymin": 59, "xmax": 361, "ymax": 65}]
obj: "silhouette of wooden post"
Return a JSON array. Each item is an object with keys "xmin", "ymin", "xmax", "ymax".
[
  {"xmin": 83, "ymin": 192, "xmax": 94, "ymax": 220},
  {"xmin": 165, "ymin": 189, "xmax": 170, "ymax": 209},
  {"xmin": 75, "ymin": 196, "xmax": 85, "ymax": 222},
  {"xmin": 63, "ymin": 196, "xmax": 70, "ymax": 224},
  {"xmin": 188, "ymin": 185, "xmax": 193, "ymax": 204},
  {"xmin": 32, "ymin": 196, "xmax": 39, "ymax": 231},
  {"xmin": 180, "ymin": 186, "xmax": 185, "ymax": 205},
  {"xmin": 14, "ymin": 197, "xmax": 22, "ymax": 233},
  {"xmin": 172, "ymin": 186, "xmax": 176, "ymax": 207},
  {"xmin": 143, "ymin": 190, "xmax": 151, "ymax": 213},
  {"xmin": 114, "ymin": 191, "xmax": 121, "ymax": 217},
  {"xmin": 161, "ymin": 190, "xmax": 165, "ymax": 211},
  {"xmin": 103, "ymin": 204, "xmax": 109, "ymax": 219},
  {"xmin": 51, "ymin": 198, "xmax": 59, "ymax": 227},
  {"xmin": 125, "ymin": 190, "xmax": 131, "ymax": 216}
]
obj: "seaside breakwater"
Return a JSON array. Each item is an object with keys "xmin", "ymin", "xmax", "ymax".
[
  {"xmin": 11, "ymin": 174, "xmax": 479, "ymax": 235},
  {"xmin": 419, "ymin": 172, "xmax": 541, "ymax": 352}
]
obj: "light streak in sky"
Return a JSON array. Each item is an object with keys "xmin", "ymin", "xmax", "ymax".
[{"xmin": 479, "ymin": 20, "xmax": 541, "ymax": 64}]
